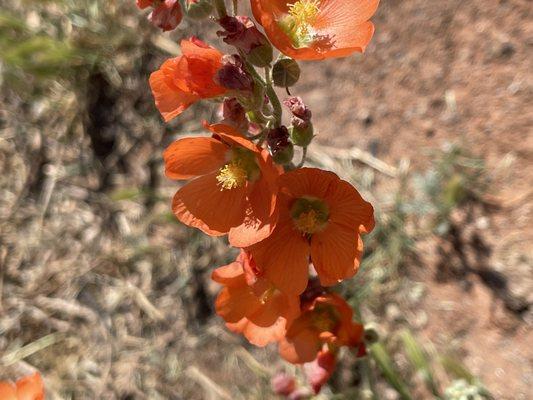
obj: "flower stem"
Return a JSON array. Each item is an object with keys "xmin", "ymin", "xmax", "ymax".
[
  {"xmin": 214, "ymin": 0, "xmax": 227, "ymax": 17},
  {"xmin": 264, "ymin": 66, "xmax": 283, "ymax": 126},
  {"xmin": 296, "ymin": 146, "xmax": 308, "ymax": 168}
]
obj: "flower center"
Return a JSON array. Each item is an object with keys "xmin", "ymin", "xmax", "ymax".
[
  {"xmin": 216, "ymin": 160, "xmax": 248, "ymax": 190},
  {"xmin": 294, "ymin": 209, "xmax": 319, "ymax": 234},
  {"xmin": 290, "ymin": 197, "xmax": 329, "ymax": 235},
  {"xmin": 280, "ymin": 0, "xmax": 320, "ymax": 48},
  {"xmin": 312, "ymin": 306, "xmax": 338, "ymax": 332}
]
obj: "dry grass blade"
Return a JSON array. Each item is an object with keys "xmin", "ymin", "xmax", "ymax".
[
  {"xmin": 185, "ymin": 366, "xmax": 232, "ymax": 400},
  {"xmin": 1, "ymin": 333, "xmax": 65, "ymax": 367},
  {"xmin": 308, "ymin": 145, "xmax": 398, "ymax": 177}
]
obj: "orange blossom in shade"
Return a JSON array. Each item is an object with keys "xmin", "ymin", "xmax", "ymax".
[
  {"xmin": 247, "ymin": 167, "xmax": 374, "ymax": 295},
  {"xmin": 164, "ymin": 123, "xmax": 281, "ymax": 246},
  {"xmin": 0, "ymin": 373, "xmax": 45, "ymax": 400},
  {"xmin": 136, "ymin": 0, "xmax": 154, "ymax": 9},
  {"xmin": 278, "ymin": 293, "xmax": 364, "ymax": 364},
  {"xmin": 250, "ymin": 0, "xmax": 379, "ymax": 60},
  {"xmin": 149, "ymin": 38, "xmax": 227, "ymax": 122},
  {"xmin": 212, "ymin": 250, "xmax": 300, "ymax": 346}
]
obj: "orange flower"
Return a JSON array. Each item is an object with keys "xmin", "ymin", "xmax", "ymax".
[
  {"xmin": 278, "ymin": 293, "xmax": 363, "ymax": 363},
  {"xmin": 164, "ymin": 123, "xmax": 281, "ymax": 246},
  {"xmin": 247, "ymin": 168, "xmax": 374, "ymax": 295},
  {"xmin": 212, "ymin": 250, "xmax": 300, "ymax": 346},
  {"xmin": 149, "ymin": 38, "xmax": 227, "ymax": 122},
  {"xmin": 0, "ymin": 373, "xmax": 44, "ymax": 400},
  {"xmin": 251, "ymin": 0, "xmax": 379, "ymax": 60}
]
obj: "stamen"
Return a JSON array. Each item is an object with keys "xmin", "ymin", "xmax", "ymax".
[
  {"xmin": 288, "ymin": 0, "xmax": 320, "ymax": 37},
  {"xmin": 280, "ymin": 0, "xmax": 320, "ymax": 48},
  {"xmin": 216, "ymin": 161, "xmax": 247, "ymax": 190},
  {"xmin": 294, "ymin": 209, "xmax": 319, "ymax": 234}
]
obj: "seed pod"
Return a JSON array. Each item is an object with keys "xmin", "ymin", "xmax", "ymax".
[{"xmin": 272, "ymin": 58, "xmax": 301, "ymax": 87}]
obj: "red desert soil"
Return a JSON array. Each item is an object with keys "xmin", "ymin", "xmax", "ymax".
[{"xmin": 297, "ymin": 0, "xmax": 532, "ymax": 398}]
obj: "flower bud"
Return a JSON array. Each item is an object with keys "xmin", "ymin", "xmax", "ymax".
[
  {"xmin": 184, "ymin": 0, "xmax": 213, "ymax": 19},
  {"xmin": 272, "ymin": 58, "xmax": 301, "ymax": 87},
  {"xmin": 214, "ymin": 55, "xmax": 254, "ymax": 92},
  {"xmin": 290, "ymin": 124, "xmax": 313, "ymax": 147},
  {"xmin": 267, "ymin": 126, "xmax": 294, "ymax": 165},
  {"xmin": 304, "ymin": 350, "xmax": 336, "ymax": 394},
  {"xmin": 148, "ymin": 0, "xmax": 183, "ymax": 31},
  {"xmin": 218, "ymin": 98, "xmax": 249, "ymax": 132},
  {"xmin": 271, "ymin": 373, "xmax": 296, "ymax": 396},
  {"xmin": 284, "ymin": 96, "xmax": 311, "ymax": 121},
  {"xmin": 218, "ymin": 16, "xmax": 273, "ymax": 67},
  {"xmin": 285, "ymin": 96, "xmax": 313, "ymax": 146}
]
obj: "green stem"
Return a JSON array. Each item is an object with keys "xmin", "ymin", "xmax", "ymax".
[
  {"xmin": 242, "ymin": 59, "xmax": 282, "ymax": 127},
  {"xmin": 213, "ymin": 0, "xmax": 227, "ymax": 17},
  {"xmin": 295, "ymin": 146, "xmax": 307, "ymax": 168},
  {"xmin": 264, "ymin": 66, "xmax": 282, "ymax": 126}
]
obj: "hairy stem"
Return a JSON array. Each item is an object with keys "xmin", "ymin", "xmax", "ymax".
[{"xmin": 264, "ymin": 66, "xmax": 283, "ymax": 125}]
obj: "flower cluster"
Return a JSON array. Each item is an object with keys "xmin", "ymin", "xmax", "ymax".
[{"xmin": 137, "ymin": 0, "xmax": 379, "ymax": 394}]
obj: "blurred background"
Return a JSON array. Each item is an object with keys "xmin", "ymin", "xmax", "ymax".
[{"xmin": 0, "ymin": 0, "xmax": 531, "ymax": 399}]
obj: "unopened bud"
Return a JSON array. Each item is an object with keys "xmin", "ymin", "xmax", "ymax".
[
  {"xmin": 284, "ymin": 96, "xmax": 313, "ymax": 146},
  {"xmin": 267, "ymin": 126, "xmax": 294, "ymax": 165},
  {"xmin": 304, "ymin": 350, "xmax": 336, "ymax": 394},
  {"xmin": 148, "ymin": 0, "xmax": 183, "ymax": 31},
  {"xmin": 215, "ymin": 55, "xmax": 254, "ymax": 92},
  {"xmin": 219, "ymin": 98, "xmax": 249, "ymax": 132},
  {"xmin": 272, "ymin": 58, "xmax": 301, "ymax": 87},
  {"xmin": 284, "ymin": 96, "xmax": 311, "ymax": 121},
  {"xmin": 218, "ymin": 16, "xmax": 273, "ymax": 68},
  {"xmin": 271, "ymin": 373, "xmax": 296, "ymax": 396},
  {"xmin": 185, "ymin": 0, "xmax": 213, "ymax": 19}
]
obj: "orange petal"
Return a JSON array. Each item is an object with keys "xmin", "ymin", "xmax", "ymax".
[
  {"xmin": 149, "ymin": 60, "xmax": 199, "ymax": 122},
  {"xmin": 279, "ymin": 315, "xmax": 321, "ymax": 363},
  {"xmin": 204, "ymin": 122, "xmax": 259, "ymax": 153},
  {"xmin": 211, "ymin": 261, "xmax": 244, "ymax": 287},
  {"xmin": 229, "ymin": 149, "xmax": 280, "ymax": 247},
  {"xmin": 0, "ymin": 382, "xmax": 17, "ymax": 400},
  {"xmin": 172, "ymin": 172, "xmax": 247, "ymax": 235},
  {"xmin": 310, "ymin": 222, "xmax": 360, "ymax": 286},
  {"xmin": 324, "ymin": 178, "xmax": 375, "ymax": 233},
  {"xmin": 233, "ymin": 290, "xmax": 299, "ymax": 347},
  {"xmin": 248, "ymin": 214, "xmax": 310, "ymax": 295},
  {"xmin": 15, "ymin": 373, "xmax": 44, "ymax": 400},
  {"xmin": 163, "ymin": 137, "xmax": 229, "ymax": 180},
  {"xmin": 279, "ymin": 167, "xmax": 337, "ymax": 200},
  {"xmin": 215, "ymin": 284, "xmax": 262, "ymax": 323}
]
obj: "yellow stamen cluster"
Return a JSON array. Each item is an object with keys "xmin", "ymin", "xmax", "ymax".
[
  {"xmin": 288, "ymin": 0, "xmax": 320, "ymax": 39},
  {"xmin": 216, "ymin": 161, "xmax": 247, "ymax": 190},
  {"xmin": 294, "ymin": 209, "xmax": 320, "ymax": 234}
]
